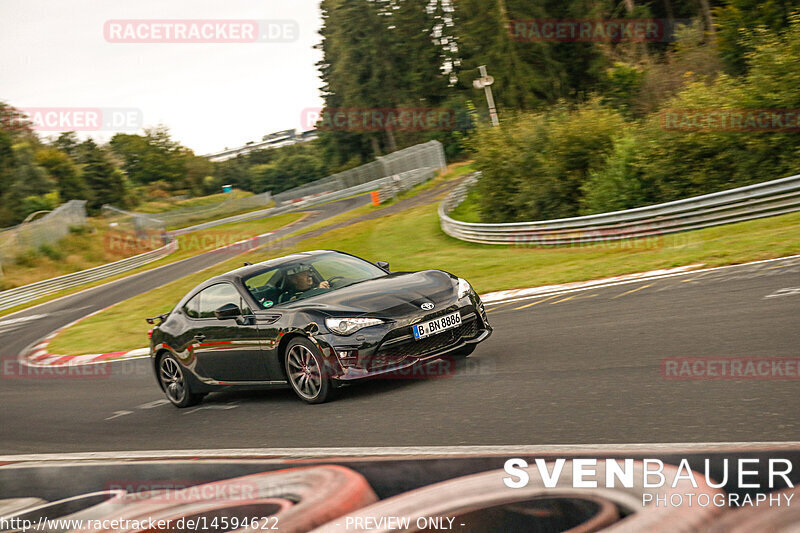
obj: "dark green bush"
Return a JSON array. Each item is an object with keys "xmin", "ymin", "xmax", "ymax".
[
  {"xmin": 470, "ymin": 101, "xmax": 624, "ymax": 222},
  {"xmin": 38, "ymin": 244, "xmax": 64, "ymax": 261}
]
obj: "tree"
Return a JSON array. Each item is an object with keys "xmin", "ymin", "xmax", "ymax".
[
  {"xmin": 110, "ymin": 127, "xmax": 186, "ymax": 189},
  {"xmin": 716, "ymin": 0, "xmax": 800, "ymax": 74},
  {"xmin": 0, "ymin": 129, "xmax": 15, "ymax": 226},
  {"xmin": 35, "ymin": 147, "xmax": 90, "ymax": 202},
  {"xmin": 11, "ymin": 143, "xmax": 54, "ymax": 198},
  {"xmin": 54, "ymin": 131, "xmax": 81, "ymax": 160},
  {"xmin": 79, "ymin": 139, "xmax": 127, "ymax": 211},
  {"xmin": 316, "ymin": 0, "xmax": 452, "ymax": 164},
  {"xmin": 249, "ymin": 153, "xmax": 326, "ymax": 194}
]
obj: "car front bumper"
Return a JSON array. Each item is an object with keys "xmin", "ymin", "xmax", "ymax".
[{"xmin": 314, "ymin": 299, "xmax": 493, "ymax": 381}]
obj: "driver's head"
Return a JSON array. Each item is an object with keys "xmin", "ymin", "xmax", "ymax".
[{"xmin": 286, "ymin": 264, "xmax": 314, "ymax": 291}]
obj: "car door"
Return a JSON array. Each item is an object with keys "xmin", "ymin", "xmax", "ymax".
[{"xmin": 191, "ymin": 282, "xmax": 270, "ymax": 383}]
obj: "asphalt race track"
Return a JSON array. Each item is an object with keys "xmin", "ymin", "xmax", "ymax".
[{"xmin": 0, "ymin": 247, "xmax": 798, "ymax": 453}]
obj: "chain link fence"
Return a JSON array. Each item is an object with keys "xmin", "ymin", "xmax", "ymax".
[
  {"xmin": 374, "ymin": 167, "xmax": 438, "ymax": 203},
  {"xmin": 0, "ymin": 200, "xmax": 87, "ymax": 270},
  {"xmin": 101, "ymin": 205, "xmax": 167, "ymax": 239}
]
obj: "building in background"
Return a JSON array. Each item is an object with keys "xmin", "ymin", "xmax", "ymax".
[{"xmin": 204, "ymin": 129, "xmax": 318, "ymax": 162}]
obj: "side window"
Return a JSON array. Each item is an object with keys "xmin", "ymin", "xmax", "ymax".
[
  {"xmin": 197, "ymin": 283, "xmax": 242, "ymax": 319},
  {"xmin": 183, "ymin": 293, "xmax": 200, "ymax": 319}
]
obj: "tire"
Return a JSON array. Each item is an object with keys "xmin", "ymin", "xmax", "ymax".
[
  {"xmin": 157, "ymin": 353, "xmax": 204, "ymax": 408},
  {"xmin": 65, "ymin": 466, "xmax": 377, "ymax": 533},
  {"xmin": 284, "ymin": 337, "xmax": 333, "ymax": 404},
  {"xmin": 450, "ymin": 343, "xmax": 476, "ymax": 358}
]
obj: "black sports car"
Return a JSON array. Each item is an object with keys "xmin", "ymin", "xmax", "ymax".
[{"xmin": 148, "ymin": 250, "xmax": 492, "ymax": 406}]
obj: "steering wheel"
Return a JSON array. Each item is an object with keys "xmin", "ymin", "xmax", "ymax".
[{"xmin": 326, "ymin": 276, "xmax": 346, "ymax": 286}]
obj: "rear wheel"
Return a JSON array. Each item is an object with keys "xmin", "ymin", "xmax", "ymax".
[
  {"xmin": 285, "ymin": 338, "xmax": 333, "ymax": 404},
  {"xmin": 158, "ymin": 353, "xmax": 204, "ymax": 408}
]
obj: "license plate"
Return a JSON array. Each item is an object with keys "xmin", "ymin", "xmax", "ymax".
[{"xmin": 413, "ymin": 311, "xmax": 462, "ymax": 340}]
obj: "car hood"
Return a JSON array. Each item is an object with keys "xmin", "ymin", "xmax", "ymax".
[{"xmin": 280, "ymin": 270, "xmax": 458, "ymax": 318}]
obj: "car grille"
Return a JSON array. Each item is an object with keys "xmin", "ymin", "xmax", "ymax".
[{"xmin": 370, "ymin": 317, "xmax": 479, "ymax": 369}]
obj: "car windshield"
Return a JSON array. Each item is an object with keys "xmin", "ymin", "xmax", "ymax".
[{"xmin": 243, "ymin": 253, "xmax": 387, "ymax": 309}]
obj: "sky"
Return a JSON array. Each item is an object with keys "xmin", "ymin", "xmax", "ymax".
[{"xmin": 0, "ymin": 0, "xmax": 325, "ymax": 154}]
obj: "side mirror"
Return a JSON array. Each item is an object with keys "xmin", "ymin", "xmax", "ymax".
[
  {"xmin": 214, "ymin": 303, "xmax": 242, "ymax": 320},
  {"xmin": 376, "ymin": 261, "xmax": 390, "ymax": 271}
]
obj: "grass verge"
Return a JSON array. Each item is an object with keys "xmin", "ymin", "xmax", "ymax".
[{"xmin": 448, "ymin": 187, "xmax": 482, "ymax": 223}]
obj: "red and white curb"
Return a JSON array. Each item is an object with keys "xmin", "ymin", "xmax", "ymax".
[{"xmin": 20, "ymin": 308, "xmax": 149, "ymax": 368}]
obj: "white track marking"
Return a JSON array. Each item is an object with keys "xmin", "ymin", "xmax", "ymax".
[
  {"xmin": 136, "ymin": 399, "xmax": 171, "ymax": 409},
  {"xmin": 104, "ymin": 411, "xmax": 133, "ymax": 421},
  {"xmin": 183, "ymin": 402, "xmax": 239, "ymax": 415},
  {"xmin": 483, "ymin": 254, "xmax": 800, "ymax": 306},
  {"xmin": 0, "ymin": 314, "xmax": 47, "ymax": 333},
  {"xmin": 2, "ymin": 442, "xmax": 799, "ymax": 464},
  {"xmin": 765, "ymin": 287, "xmax": 800, "ymax": 299}
]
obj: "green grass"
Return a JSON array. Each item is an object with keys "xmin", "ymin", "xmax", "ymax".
[
  {"xmin": 448, "ymin": 187, "xmax": 482, "ymax": 223},
  {"xmin": 268, "ymin": 161, "xmax": 474, "ymax": 242},
  {"xmin": 0, "ymin": 220, "xmax": 164, "ymax": 291},
  {"xmin": 135, "ymin": 190, "xmax": 254, "ymax": 214},
  {"xmin": 48, "ymin": 200, "xmax": 800, "ymax": 356}
]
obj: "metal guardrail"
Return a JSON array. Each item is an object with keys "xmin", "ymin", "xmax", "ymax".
[
  {"xmin": 0, "ymin": 240, "xmax": 178, "ymax": 312},
  {"xmin": 439, "ymin": 173, "xmax": 800, "ymax": 245}
]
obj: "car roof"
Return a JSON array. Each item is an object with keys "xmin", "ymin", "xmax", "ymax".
[{"xmin": 205, "ymin": 250, "xmax": 344, "ymax": 285}]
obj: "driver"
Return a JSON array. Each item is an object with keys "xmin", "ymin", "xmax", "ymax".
[{"xmin": 283, "ymin": 264, "xmax": 329, "ymax": 301}]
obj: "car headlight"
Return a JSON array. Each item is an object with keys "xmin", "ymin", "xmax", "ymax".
[
  {"xmin": 457, "ymin": 278, "xmax": 472, "ymax": 299},
  {"xmin": 325, "ymin": 317, "xmax": 385, "ymax": 335}
]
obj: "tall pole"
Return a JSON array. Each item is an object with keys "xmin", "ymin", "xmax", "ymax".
[{"xmin": 476, "ymin": 65, "xmax": 500, "ymax": 127}]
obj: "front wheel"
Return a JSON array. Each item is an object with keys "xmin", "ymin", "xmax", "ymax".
[
  {"xmin": 285, "ymin": 338, "xmax": 334, "ymax": 404},
  {"xmin": 158, "ymin": 353, "xmax": 204, "ymax": 408}
]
